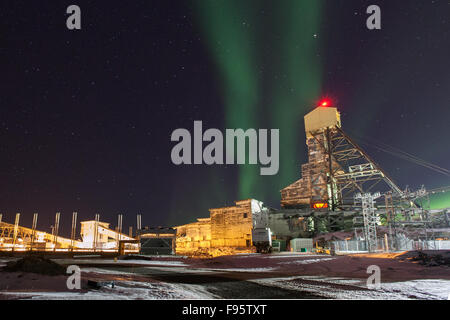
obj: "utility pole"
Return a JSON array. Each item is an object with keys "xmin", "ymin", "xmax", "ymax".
[
  {"xmin": 31, "ymin": 213, "xmax": 38, "ymax": 251},
  {"xmin": 70, "ymin": 212, "xmax": 77, "ymax": 251},
  {"xmin": 117, "ymin": 214, "xmax": 123, "ymax": 251},
  {"xmin": 53, "ymin": 212, "xmax": 60, "ymax": 252},
  {"xmin": 137, "ymin": 214, "xmax": 142, "ymax": 232},
  {"xmin": 12, "ymin": 213, "xmax": 20, "ymax": 252},
  {"xmin": 94, "ymin": 213, "xmax": 100, "ymax": 252}
]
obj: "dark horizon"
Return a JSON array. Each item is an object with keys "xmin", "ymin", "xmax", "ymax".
[{"xmin": 0, "ymin": 0, "xmax": 449, "ymax": 236}]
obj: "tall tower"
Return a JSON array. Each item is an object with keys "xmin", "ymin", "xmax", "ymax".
[
  {"xmin": 281, "ymin": 101, "xmax": 402, "ymax": 212},
  {"xmin": 281, "ymin": 105, "xmax": 342, "ymax": 209}
]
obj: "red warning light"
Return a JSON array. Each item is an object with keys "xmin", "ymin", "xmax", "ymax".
[{"xmin": 319, "ymin": 99, "xmax": 331, "ymax": 107}]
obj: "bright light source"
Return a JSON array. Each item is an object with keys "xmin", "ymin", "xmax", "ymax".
[
  {"xmin": 312, "ymin": 202, "xmax": 329, "ymax": 209},
  {"xmin": 319, "ymin": 99, "xmax": 331, "ymax": 107}
]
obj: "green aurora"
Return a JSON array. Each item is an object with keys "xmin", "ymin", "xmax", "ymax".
[
  {"xmin": 192, "ymin": 0, "xmax": 323, "ymax": 202},
  {"xmin": 190, "ymin": 0, "xmax": 448, "ymax": 212},
  {"xmin": 429, "ymin": 191, "xmax": 450, "ymax": 210}
]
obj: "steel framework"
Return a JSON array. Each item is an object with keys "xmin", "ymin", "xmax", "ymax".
[
  {"xmin": 355, "ymin": 192, "xmax": 381, "ymax": 252},
  {"xmin": 323, "ymin": 127, "xmax": 403, "ymax": 209}
]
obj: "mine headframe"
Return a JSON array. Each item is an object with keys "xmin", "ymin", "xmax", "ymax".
[
  {"xmin": 311, "ymin": 125, "xmax": 404, "ymax": 210},
  {"xmin": 281, "ymin": 104, "xmax": 405, "ymax": 234}
]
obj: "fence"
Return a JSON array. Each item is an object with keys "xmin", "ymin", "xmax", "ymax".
[
  {"xmin": 291, "ymin": 238, "xmax": 314, "ymax": 252},
  {"xmin": 332, "ymin": 237, "xmax": 450, "ymax": 253}
]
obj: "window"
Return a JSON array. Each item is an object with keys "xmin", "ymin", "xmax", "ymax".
[{"xmin": 243, "ymin": 213, "xmax": 248, "ymax": 219}]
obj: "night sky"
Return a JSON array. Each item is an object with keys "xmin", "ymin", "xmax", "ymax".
[{"xmin": 0, "ymin": 0, "xmax": 448, "ymax": 236}]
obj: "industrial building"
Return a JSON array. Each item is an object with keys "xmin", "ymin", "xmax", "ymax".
[
  {"xmin": 0, "ymin": 214, "xmax": 138, "ymax": 252},
  {"xmin": 138, "ymin": 227, "xmax": 176, "ymax": 255},
  {"xmin": 1, "ymin": 101, "xmax": 449, "ymax": 256},
  {"xmin": 172, "ymin": 101, "xmax": 450, "ymax": 255},
  {"xmin": 175, "ymin": 199, "xmax": 260, "ymax": 256}
]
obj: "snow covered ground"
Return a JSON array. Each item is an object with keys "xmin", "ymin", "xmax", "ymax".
[
  {"xmin": 55, "ymin": 259, "xmax": 189, "ymax": 267},
  {"xmin": 250, "ymin": 276, "xmax": 450, "ymax": 300},
  {"xmin": 1, "ymin": 253, "xmax": 449, "ymax": 300},
  {"xmin": 207, "ymin": 267, "xmax": 277, "ymax": 272},
  {"xmin": 279, "ymin": 258, "xmax": 336, "ymax": 265},
  {"xmin": 81, "ymin": 266, "xmax": 217, "ymax": 275},
  {"xmin": 4, "ymin": 271, "xmax": 447, "ymax": 300},
  {"xmin": 0, "ymin": 280, "xmax": 218, "ymax": 300}
]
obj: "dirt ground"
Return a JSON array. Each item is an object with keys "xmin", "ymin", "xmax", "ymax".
[
  {"xmin": 185, "ymin": 250, "xmax": 450, "ymax": 282},
  {"xmin": 0, "ymin": 251, "xmax": 449, "ymax": 299}
]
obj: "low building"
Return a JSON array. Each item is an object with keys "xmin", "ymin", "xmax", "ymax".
[
  {"xmin": 175, "ymin": 218, "xmax": 211, "ymax": 255},
  {"xmin": 137, "ymin": 227, "xmax": 177, "ymax": 255},
  {"xmin": 80, "ymin": 220, "xmax": 136, "ymax": 250},
  {"xmin": 175, "ymin": 199, "xmax": 262, "ymax": 256},
  {"xmin": 210, "ymin": 200, "xmax": 255, "ymax": 248}
]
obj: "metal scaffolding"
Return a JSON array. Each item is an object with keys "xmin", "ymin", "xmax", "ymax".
[
  {"xmin": 355, "ymin": 192, "xmax": 381, "ymax": 252},
  {"xmin": 325, "ymin": 127, "xmax": 403, "ymax": 208}
]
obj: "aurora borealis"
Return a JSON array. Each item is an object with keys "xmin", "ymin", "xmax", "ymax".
[
  {"xmin": 191, "ymin": 0, "xmax": 449, "ymax": 210},
  {"xmin": 193, "ymin": 0, "xmax": 323, "ymax": 202},
  {"xmin": 0, "ymin": 0, "xmax": 448, "ymax": 232}
]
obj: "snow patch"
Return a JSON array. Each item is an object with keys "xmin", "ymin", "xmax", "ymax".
[
  {"xmin": 209, "ymin": 267, "xmax": 277, "ymax": 273},
  {"xmin": 279, "ymin": 258, "xmax": 336, "ymax": 265},
  {"xmin": 380, "ymin": 279, "xmax": 450, "ymax": 300},
  {"xmin": 250, "ymin": 276, "xmax": 450, "ymax": 300},
  {"xmin": 56, "ymin": 259, "xmax": 188, "ymax": 267},
  {"xmin": 1, "ymin": 280, "xmax": 218, "ymax": 300}
]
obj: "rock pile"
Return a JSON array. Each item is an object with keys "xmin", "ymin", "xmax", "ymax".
[{"xmin": 1, "ymin": 256, "xmax": 66, "ymax": 276}]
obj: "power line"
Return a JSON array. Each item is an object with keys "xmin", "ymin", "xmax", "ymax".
[{"xmin": 347, "ymin": 130, "xmax": 450, "ymax": 178}]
